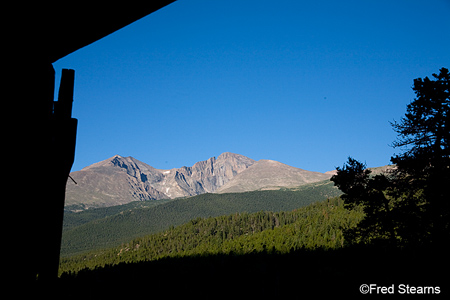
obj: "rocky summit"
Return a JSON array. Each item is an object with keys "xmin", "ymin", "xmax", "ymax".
[
  {"xmin": 65, "ymin": 153, "xmax": 255, "ymax": 210},
  {"xmin": 65, "ymin": 152, "xmax": 332, "ymax": 211}
]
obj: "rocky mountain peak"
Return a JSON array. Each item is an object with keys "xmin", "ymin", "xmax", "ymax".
[
  {"xmin": 188, "ymin": 152, "xmax": 255, "ymax": 193},
  {"xmin": 66, "ymin": 153, "xmax": 256, "ymax": 210},
  {"xmin": 65, "ymin": 152, "xmax": 332, "ymax": 211}
]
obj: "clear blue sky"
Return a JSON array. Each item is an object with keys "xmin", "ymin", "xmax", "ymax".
[{"xmin": 53, "ymin": 0, "xmax": 450, "ymax": 173}]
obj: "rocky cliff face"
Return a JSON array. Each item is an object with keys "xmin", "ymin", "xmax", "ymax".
[
  {"xmin": 65, "ymin": 153, "xmax": 255, "ymax": 210},
  {"xmin": 190, "ymin": 152, "xmax": 256, "ymax": 192}
]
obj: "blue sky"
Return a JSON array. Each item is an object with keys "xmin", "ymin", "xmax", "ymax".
[{"xmin": 53, "ymin": 0, "xmax": 450, "ymax": 173}]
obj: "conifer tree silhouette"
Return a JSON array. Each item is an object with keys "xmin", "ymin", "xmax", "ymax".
[{"xmin": 332, "ymin": 68, "xmax": 450, "ymax": 247}]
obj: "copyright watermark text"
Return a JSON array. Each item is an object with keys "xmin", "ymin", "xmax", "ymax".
[{"xmin": 360, "ymin": 284, "xmax": 441, "ymax": 295}]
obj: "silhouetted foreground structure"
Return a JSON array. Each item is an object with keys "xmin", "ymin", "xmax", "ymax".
[{"xmin": 7, "ymin": 1, "xmax": 176, "ymax": 283}]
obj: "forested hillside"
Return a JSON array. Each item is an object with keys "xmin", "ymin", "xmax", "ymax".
[
  {"xmin": 59, "ymin": 197, "xmax": 362, "ymax": 275},
  {"xmin": 63, "ymin": 199, "xmax": 174, "ymax": 231},
  {"xmin": 61, "ymin": 180, "xmax": 341, "ymax": 256}
]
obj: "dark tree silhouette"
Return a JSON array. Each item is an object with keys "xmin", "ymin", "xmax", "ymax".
[
  {"xmin": 391, "ymin": 68, "xmax": 449, "ymax": 177},
  {"xmin": 391, "ymin": 67, "xmax": 450, "ymax": 246},
  {"xmin": 331, "ymin": 67, "xmax": 450, "ymax": 247},
  {"xmin": 331, "ymin": 158, "xmax": 399, "ymax": 246}
]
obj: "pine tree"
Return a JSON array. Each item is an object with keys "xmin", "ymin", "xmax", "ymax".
[
  {"xmin": 332, "ymin": 67, "xmax": 450, "ymax": 247},
  {"xmin": 390, "ymin": 67, "xmax": 450, "ymax": 245}
]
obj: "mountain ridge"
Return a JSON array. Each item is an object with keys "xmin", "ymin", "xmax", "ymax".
[
  {"xmin": 65, "ymin": 152, "xmax": 331, "ymax": 211},
  {"xmin": 216, "ymin": 159, "xmax": 331, "ymax": 193}
]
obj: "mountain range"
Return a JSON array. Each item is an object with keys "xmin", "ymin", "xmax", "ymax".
[{"xmin": 65, "ymin": 152, "xmax": 332, "ymax": 211}]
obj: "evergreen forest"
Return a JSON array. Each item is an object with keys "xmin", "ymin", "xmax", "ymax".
[{"xmin": 59, "ymin": 197, "xmax": 361, "ymax": 275}]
